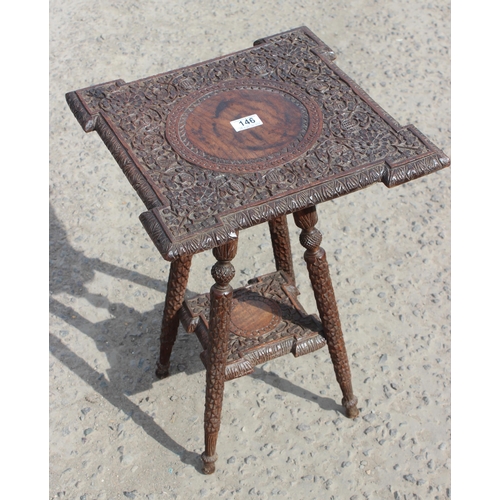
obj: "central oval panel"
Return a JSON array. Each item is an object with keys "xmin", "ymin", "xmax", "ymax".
[
  {"xmin": 185, "ymin": 88, "xmax": 304, "ymax": 162},
  {"xmin": 166, "ymin": 79, "xmax": 323, "ymax": 173}
]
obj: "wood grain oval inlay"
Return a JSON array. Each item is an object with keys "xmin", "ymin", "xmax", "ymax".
[
  {"xmin": 166, "ymin": 79, "xmax": 323, "ymax": 172},
  {"xmin": 230, "ymin": 292, "xmax": 282, "ymax": 338}
]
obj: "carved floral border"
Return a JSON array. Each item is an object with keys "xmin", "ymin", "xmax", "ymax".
[{"xmin": 66, "ymin": 27, "xmax": 450, "ymax": 262}]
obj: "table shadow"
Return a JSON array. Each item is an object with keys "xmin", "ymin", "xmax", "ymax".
[
  {"xmin": 49, "ymin": 203, "xmax": 205, "ymax": 468},
  {"xmin": 49, "ymin": 332, "xmax": 200, "ymax": 468},
  {"xmin": 251, "ymin": 366, "xmax": 346, "ymax": 415},
  {"xmin": 50, "ymin": 202, "xmax": 348, "ymax": 460}
]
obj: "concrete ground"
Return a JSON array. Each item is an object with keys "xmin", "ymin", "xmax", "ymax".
[{"xmin": 49, "ymin": 1, "xmax": 450, "ymax": 498}]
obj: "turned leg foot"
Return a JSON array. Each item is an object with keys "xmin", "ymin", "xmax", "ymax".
[
  {"xmin": 343, "ymin": 396, "xmax": 360, "ymax": 419},
  {"xmin": 155, "ymin": 361, "xmax": 171, "ymax": 379},
  {"xmin": 201, "ymin": 452, "xmax": 218, "ymax": 475}
]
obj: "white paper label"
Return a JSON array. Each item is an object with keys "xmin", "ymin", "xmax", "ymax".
[{"xmin": 230, "ymin": 114, "xmax": 263, "ymax": 132}]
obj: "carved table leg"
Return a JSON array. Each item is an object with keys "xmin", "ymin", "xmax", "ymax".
[
  {"xmin": 268, "ymin": 214, "xmax": 295, "ymax": 285},
  {"xmin": 202, "ymin": 237, "xmax": 238, "ymax": 474},
  {"xmin": 293, "ymin": 206, "xmax": 359, "ymax": 418},
  {"xmin": 156, "ymin": 254, "xmax": 193, "ymax": 379}
]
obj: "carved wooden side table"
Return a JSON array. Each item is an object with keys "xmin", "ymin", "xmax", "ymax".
[{"xmin": 66, "ymin": 26, "xmax": 450, "ymax": 474}]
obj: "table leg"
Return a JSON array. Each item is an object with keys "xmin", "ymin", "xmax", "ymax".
[
  {"xmin": 202, "ymin": 237, "xmax": 238, "ymax": 474},
  {"xmin": 293, "ymin": 206, "xmax": 359, "ymax": 418},
  {"xmin": 268, "ymin": 214, "xmax": 295, "ymax": 285},
  {"xmin": 156, "ymin": 254, "xmax": 193, "ymax": 379}
]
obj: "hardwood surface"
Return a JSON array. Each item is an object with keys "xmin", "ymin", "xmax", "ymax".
[
  {"xmin": 66, "ymin": 26, "xmax": 450, "ymax": 475},
  {"xmin": 66, "ymin": 26, "xmax": 450, "ymax": 262},
  {"xmin": 166, "ymin": 79, "xmax": 322, "ymax": 172},
  {"xmin": 181, "ymin": 271, "xmax": 327, "ymax": 382}
]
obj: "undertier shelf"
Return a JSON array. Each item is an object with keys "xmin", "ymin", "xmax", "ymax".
[{"xmin": 180, "ymin": 271, "xmax": 327, "ymax": 381}]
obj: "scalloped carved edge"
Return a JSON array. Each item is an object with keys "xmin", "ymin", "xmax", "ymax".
[
  {"xmin": 293, "ymin": 335, "xmax": 327, "ymax": 357},
  {"xmin": 139, "ymin": 162, "xmax": 384, "ymax": 260},
  {"xmin": 197, "ymin": 313, "xmax": 325, "ymax": 381},
  {"xmin": 94, "ymin": 117, "xmax": 164, "ymax": 209},
  {"xmin": 66, "ymin": 82, "xmax": 164, "ymax": 211},
  {"xmin": 140, "ymin": 148, "xmax": 448, "ymax": 261},
  {"xmin": 181, "ymin": 271, "xmax": 327, "ymax": 381},
  {"xmin": 383, "ymin": 153, "xmax": 449, "ymax": 188},
  {"xmin": 225, "ymin": 359, "xmax": 255, "ymax": 381}
]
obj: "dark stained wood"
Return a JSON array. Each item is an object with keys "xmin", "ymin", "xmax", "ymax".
[
  {"xmin": 230, "ymin": 293, "xmax": 281, "ymax": 336},
  {"xmin": 66, "ymin": 26, "xmax": 450, "ymax": 262},
  {"xmin": 202, "ymin": 238, "xmax": 238, "ymax": 474},
  {"xmin": 293, "ymin": 206, "xmax": 359, "ymax": 418},
  {"xmin": 66, "ymin": 26, "xmax": 449, "ymax": 475},
  {"xmin": 156, "ymin": 254, "xmax": 192, "ymax": 378},
  {"xmin": 184, "ymin": 89, "xmax": 304, "ymax": 161},
  {"xmin": 268, "ymin": 215, "xmax": 295, "ymax": 285},
  {"xmin": 166, "ymin": 79, "xmax": 323, "ymax": 173},
  {"xmin": 180, "ymin": 271, "xmax": 326, "ymax": 381}
]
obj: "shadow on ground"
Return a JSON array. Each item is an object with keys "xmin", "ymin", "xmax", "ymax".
[{"xmin": 49, "ymin": 203, "xmax": 348, "ymax": 461}]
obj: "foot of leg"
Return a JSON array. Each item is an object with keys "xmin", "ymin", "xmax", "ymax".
[
  {"xmin": 201, "ymin": 451, "xmax": 218, "ymax": 475},
  {"xmin": 343, "ymin": 396, "xmax": 360, "ymax": 419}
]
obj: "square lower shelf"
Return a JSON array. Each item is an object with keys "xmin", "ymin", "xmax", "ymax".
[{"xmin": 180, "ymin": 270, "xmax": 327, "ymax": 381}]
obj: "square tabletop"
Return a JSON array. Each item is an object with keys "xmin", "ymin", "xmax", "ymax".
[{"xmin": 66, "ymin": 26, "xmax": 449, "ymax": 261}]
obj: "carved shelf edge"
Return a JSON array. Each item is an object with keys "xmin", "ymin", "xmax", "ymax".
[
  {"xmin": 179, "ymin": 271, "xmax": 327, "ymax": 381},
  {"xmin": 140, "ymin": 147, "xmax": 448, "ymax": 261}
]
